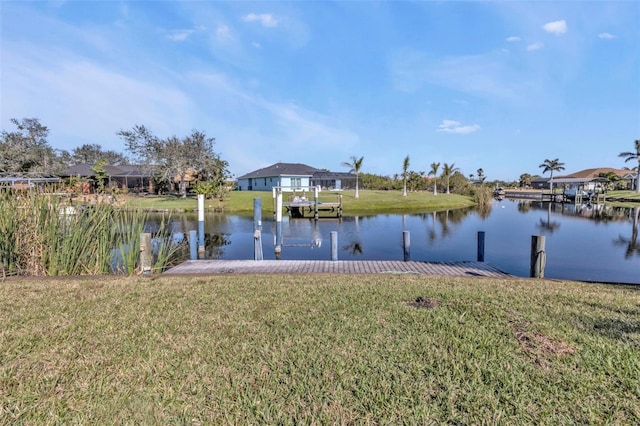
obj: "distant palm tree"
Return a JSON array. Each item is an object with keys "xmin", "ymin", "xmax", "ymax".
[
  {"xmin": 539, "ymin": 158, "xmax": 565, "ymax": 193},
  {"xmin": 441, "ymin": 162, "xmax": 458, "ymax": 194},
  {"xmin": 429, "ymin": 162, "xmax": 440, "ymax": 195},
  {"xmin": 402, "ymin": 155, "xmax": 410, "ymax": 196},
  {"xmin": 477, "ymin": 168, "xmax": 486, "ymax": 185},
  {"xmin": 619, "ymin": 139, "xmax": 640, "ymax": 193},
  {"xmin": 341, "ymin": 156, "xmax": 364, "ymax": 198}
]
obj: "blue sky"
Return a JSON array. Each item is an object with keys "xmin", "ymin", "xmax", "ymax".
[{"xmin": 2, "ymin": 1, "xmax": 639, "ymax": 181}]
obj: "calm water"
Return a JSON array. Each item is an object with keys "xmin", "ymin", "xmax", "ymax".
[{"xmin": 152, "ymin": 199, "xmax": 640, "ymax": 285}]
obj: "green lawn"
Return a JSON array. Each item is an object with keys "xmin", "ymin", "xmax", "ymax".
[
  {"xmin": 1, "ymin": 275, "xmax": 638, "ymax": 424},
  {"xmin": 117, "ymin": 189, "xmax": 476, "ymax": 215}
]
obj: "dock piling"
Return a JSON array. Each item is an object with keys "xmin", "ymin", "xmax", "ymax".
[
  {"xmin": 189, "ymin": 230, "xmax": 197, "ymax": 260},
  {"xmin": 403, "ymin": 230, "xmax": 410, "ymax": 261},
  {"xmin": 330, "ymin": 231, "xmax": 338, "ymax": 261},
  {"xmin": 275, "ymin": 189, "xmax": 283, "ymax": 256},
  {"xmin": 140, "ymin": 232, "xmax": 152, "ymax": 274},
  {"xmin": 197, "ymin": 194, "xmax": 205, "ymax": 258},
  {"xmin": 253, "ymin": 198, "xmax": 263, "ymax": 261},
  {"xmin": 477, "ymin": 231, "xmax": 485, "ymax": 262},
  {"xmin": 530, "ymin": 235, "xmax": 546, "ymax": 278}
]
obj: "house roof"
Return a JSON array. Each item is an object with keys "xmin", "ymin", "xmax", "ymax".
[
  {"xmin": 556, "ymin": 167, "xmax": 632, "ymax": 180},
  {"xmin": 60, "ymin": 163, "xmax": 152, "ymax": 178},
  {"xmin": 237, "ymin": 163, "xmax": 322, "ymax": 179}
]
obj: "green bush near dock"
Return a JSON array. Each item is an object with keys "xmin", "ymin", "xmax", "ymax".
[{"xmin": 1, "ymin": 275, "xmax": 638, "ymax": 424}]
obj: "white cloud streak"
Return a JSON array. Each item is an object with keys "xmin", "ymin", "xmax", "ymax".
[
  {"xmin": 543, "ymin": 20, "xmax": 567, "ymax": 35},
  {"xmin": 598, "ymin": 32, "xmax": 616, "ymax": 39},
  {"xmin": 216, "ymin": 25, "xmax": 233, "ymax": 41},
  {"xmin": 242, "ymin": 13, "xmax": 279, "ymax": 28},
  {"xmin": 506, "ymin": 36, "xmax": 521, "ymax": 42},
  {"xmin": 437, "ymin": 120, "xmax": 480, "ymax": 135},
  {"xmin": 389, "ymin": 48, "xmax": 540, "ymax": 102},
  {"xmin": 166, "ymin": 29, "xmax": 195, "ymax": 42},
  {"xmin": 527, "ymin": 42, "xmax": 543, "ymax": 51}
]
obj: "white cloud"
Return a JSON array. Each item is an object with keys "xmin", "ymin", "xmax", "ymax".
[
  {"xmin": 242, "ymin": 13, "xmax": 279, "ymax": 28},
  {"xmin": 166, "ymin": 29, "xmax": 195, "ymax": 42},
  {"xmin": 389, "ymin": 48, "xmax": 537, "ymax": 102},
  {"xmin": 506, "ymin": 36, "xmax": 521, "ymax": 42},
  {"xmin": 216, "ymin": 25, "xmax": 232, "ymax": 41},
  {"xmin": 527, "ymin": 42, "xmax": 543, "ymax": 51},
  {"xmin": 598, "ymin": 32, "xmax": 616, "ymax": 39},
  {"xmin": 2, "ymin": 44, "xmax": 194, "ymax": 152},
  {"xmin": 543, "ymin": 20, "xmax": 567, "ymax": 35},
  {"xmin": 437, "ymin": 120, "xmax": 480, "ymax": 135}
]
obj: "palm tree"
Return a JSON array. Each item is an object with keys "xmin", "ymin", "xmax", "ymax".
[
  {"xmin": 477, "ymin": 168, "xmax": 486, "ymax": 185},
  {"xmin": 341, "ymin": 156, "xmax": 364, "ymax": 198},
  {"xmin": 429, "ymin": 162, "xmax": 440, "ymax": 195},
  {"xmin": 441, "ymin": 162, "xmax": 458, "ymax": 194},
  {"xmin": 539, "ymin": 158, "xmax": 565, "ymax": 193},
  {"xmin": 619, "ymin": 139, "xmax": 640, "ymax": 193},
  {"xmin": 402, "ymin": 155, "xmax": 410, "ymax": 196}
]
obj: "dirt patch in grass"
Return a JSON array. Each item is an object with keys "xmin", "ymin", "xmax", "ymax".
[
  {"xmin": 512, "ymin": 320, "xmax": 575, "ymax": 368},
  {"xmin": 407, "ymin": 296, "xmax": 440, "ymax": 309}
]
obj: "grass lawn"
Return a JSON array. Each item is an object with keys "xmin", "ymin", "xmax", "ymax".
[
  {"xmin": 117, "ymin": 190, "xmax": 476, "ymax": 215},
  {"xmin": 1, "ymin": 275, "xmax": 638, "ymax": 424}
]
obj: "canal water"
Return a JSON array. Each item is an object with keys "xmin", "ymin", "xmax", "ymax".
[{"xmin": 152, "ymin": 199, "xmax": 640, "ymax": 285}]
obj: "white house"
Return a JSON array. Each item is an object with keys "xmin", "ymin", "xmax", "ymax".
[
  {"xmin": 553, "ymin": 167, "xmax": 636, "ymax": 194},
  {"xmin": 236, "ymin": 162, "xmax": 357, "ymax": 191},
  {"xmin": 236, "ymin": 163, "xmax": 319, "ymax": 191}
]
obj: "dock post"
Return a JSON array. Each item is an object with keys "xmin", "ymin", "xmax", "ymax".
[
  {"xmin": 275, "ymin": 189, "xmax": 283, "ymax": 256},
  {"xmin": 530, "ymin": 235, "xmax": 546, "ymax": 278},
  {"xmin": 272, "ymin": 187, "xmax": 277, "ymax": 219},
  {"xmin": 314, "ymin": 186, "xmax": 319, "ymax": 220},
  {"xmin": 338, "ymin": 194, "xmax": 343, "ymax": 218},
  {"xmin": 403, "ymin": 230, "xmax": 410, "ymax": 261},
  {"xmin": 330, "ymin": 231, "xmax": 338, "ymax": 261},
  {"xmin": 189, "ymin": 230, "xmax": 197, "ymax": 260},
  {"xmin": 197, "ymin": 194, "xmax": 205, "ymax": 259},
  {"xmin": 253, "ymin": 198, "xmax": 263, "ymax": 261},
  {"xmin": 477, "ymin": 231, "xmax": 485, "ymax": 262},
  {"xmin": 140, "ymin": 232, "xmax": 152, "ymax": 274}
]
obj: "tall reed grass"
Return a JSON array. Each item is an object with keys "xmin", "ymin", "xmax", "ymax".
[{"xmin": 0, "ymin": 190, "xmax": 184, "ymax": 277}]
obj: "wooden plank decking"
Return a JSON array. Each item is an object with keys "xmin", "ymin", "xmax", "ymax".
[{"xmin": 163, "ymin": 260, "xmax": 511, "ymax": 277}]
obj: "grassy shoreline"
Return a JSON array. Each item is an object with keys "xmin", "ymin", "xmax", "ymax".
[
  {"xmin": 1, "ymin": 274, "xmax": 638, "ymax": 424},
  {"xmin": 114, "ymin": 189, "xmax": 639, "ymax": 214},
  {"xmin": 119, "ymin": 190, "xmax": 477, "ymax": 215}
]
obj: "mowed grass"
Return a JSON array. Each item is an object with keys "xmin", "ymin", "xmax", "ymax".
[
  {"xmin": 118, "ymin": 189, "xmax": 476, "ymax": 215},
  {"xmin": 1, "ymin": 275, "xmax": 639, "ymax": 424}
]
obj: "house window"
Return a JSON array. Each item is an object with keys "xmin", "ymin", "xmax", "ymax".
[
  {"xmin": 264, "ymin": 178, "xmax": 267, "ymax": 185},
  {"xmin": 291, "ymin": 177, "xmax": 301, "ymax": 189}
]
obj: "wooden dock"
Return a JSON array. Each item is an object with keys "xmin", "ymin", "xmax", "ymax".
[{"xmin": 163, "ymin": 259, "xmax": 511, "ymax": 277}]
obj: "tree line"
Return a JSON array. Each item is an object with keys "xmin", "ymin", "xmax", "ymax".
[
  {"xmin": 341, "ymin": 154, "xmax": 504, "ymax": 197},
  {"xmin": 343, "ymin": 143, "xmax": 639, "ymax": 197},
  {"xmin": 0, "ymin": 118, "xmax": 230, "ymax": 198}
]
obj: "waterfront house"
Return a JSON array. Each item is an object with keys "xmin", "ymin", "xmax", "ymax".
[
  {"xmin": 236, "ymin": 162, "xmax": 356, "ymax": 191},
  {"xmin": 60, "ymin": 163, "xmax": 154, "ymax": 193},
  {"xmin": 553, "ymin": 167, "xmax": 636, "ymax": 193}
]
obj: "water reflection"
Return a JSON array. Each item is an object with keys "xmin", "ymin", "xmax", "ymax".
[
  {"xmin": 613, "ymin": 207, "xmax": 640, "ymax": 259},
  {"xmin": 537, "ymin": 203, "xmax": 561, "ymax": 234},
  {"xmin": 342, "ymin": 215, "xmax": 363, "ymax": 256},
  {"xmin": 146, "ymin": 201, "xmax": 640, "ymax": 284}
]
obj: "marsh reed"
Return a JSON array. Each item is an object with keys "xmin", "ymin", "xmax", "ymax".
[{"xmin": 0, "ymin": 190, "xmax": 184, "ymax": 277}]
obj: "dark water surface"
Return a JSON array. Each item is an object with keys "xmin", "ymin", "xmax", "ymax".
[{"xmin": 151, "ymin": 199, "xmax": 640, "ymax": 285}]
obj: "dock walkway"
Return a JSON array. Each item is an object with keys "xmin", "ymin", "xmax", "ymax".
[{"xmin": 163, "ymin": 260, "xmax": 511, "ymax": 277}]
